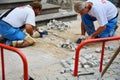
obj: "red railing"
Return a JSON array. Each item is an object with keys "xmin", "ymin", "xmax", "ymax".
[
  {"xmin": 0, "ymin": 43, "xmax": 28, "ymax": 80},
  {"xmin": 74, "ymin": 36, "xmax": 120, "ymax": 79}
]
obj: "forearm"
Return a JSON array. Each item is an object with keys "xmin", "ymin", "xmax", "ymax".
[
  {"xmin": 25, "ymin": 24, "xmax": 33, "ymax": 35},
  {"xmin": 81, "ymin": 22, "xmax": 86, "ymax": 35},
  {"xmin": 91, "ymin": 26, "xmax": 106, "ymax": 38}
]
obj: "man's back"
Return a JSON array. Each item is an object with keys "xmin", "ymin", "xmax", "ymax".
[
  {"xmin": 87, "ymin": 0, "xmax": 118, "ymax": 26},
  {"xmin": 1, "ymin": 5, "xmax": 35, "ymax": 28}
]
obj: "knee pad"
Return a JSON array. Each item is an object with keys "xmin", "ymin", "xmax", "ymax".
[
  {"xmin": 25, "ymin": 33, "xmax": 36, "ymax": 44},
  {"xmin": 12, "ymin": 40, "xmax": 24, "ymax": 47},
  {"xmin": 12, "ymin": 33, "xmax": 36, "ymax": 47}
]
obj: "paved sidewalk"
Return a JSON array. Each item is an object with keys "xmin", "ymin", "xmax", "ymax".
[{"xmin": 0, "ymin": 8, "xmax": 120, "ymax": 80}]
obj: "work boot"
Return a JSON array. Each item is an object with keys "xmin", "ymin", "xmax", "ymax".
[{"xmin": 39, "ymin": 30, "xmax": 48, "ymax": 37}]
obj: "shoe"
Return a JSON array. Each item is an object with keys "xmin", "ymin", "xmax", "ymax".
[{"xmin": 39, "ymin": 30, "xmax": 48, "ymax": 37}]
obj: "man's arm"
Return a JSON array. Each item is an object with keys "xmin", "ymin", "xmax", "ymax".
[
  {"xmin": 25, "ymin": 24, "xmax": 33, "ymax": 35},
  {"xmin": 88, "ymin": 26, "xmax": 106, "ymax": 39},
  {"xmin": 81, "ymin": 22, "xmax": 86, "ymax": 35}
]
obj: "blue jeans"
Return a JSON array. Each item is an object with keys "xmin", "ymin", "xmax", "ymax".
[
  {"xmin": 81, "ymin": 14, "xmax": 118, "ymax": 38},
  {"xmin": 0, "ymin": 20, "xmax": 26, "ymax": 41}
]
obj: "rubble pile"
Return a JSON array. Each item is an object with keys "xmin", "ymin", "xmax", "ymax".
[
  {"xmin": 47, "ymin": 19, "xmax": 70, "ymax": 31},
  {"xmin": 57, "ymin": 39, "xmax": 77, "ymax": 51}
]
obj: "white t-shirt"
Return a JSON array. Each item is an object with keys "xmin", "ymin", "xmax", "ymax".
[
  {"xmin": 2, "ymin": 5, "xmax": 35, "ymax": 28},
  {"xmin": 87, "ymin": 0, "xmax": 118, "ymax": 26}
]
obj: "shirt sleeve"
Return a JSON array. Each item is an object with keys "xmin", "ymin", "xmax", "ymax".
[{"xmin": 25, "ymin": 10, "xmax": 36, "ymax": 27}]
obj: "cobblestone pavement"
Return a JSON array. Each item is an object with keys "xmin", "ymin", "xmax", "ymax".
[{"xmin": 0, "ymin": 8, "xmax": 120, "ymax": 80}]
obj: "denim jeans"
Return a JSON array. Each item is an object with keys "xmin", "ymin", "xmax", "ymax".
[{"xmin": 0, "ymin": 20, "xmax": 26, "ymax": 41}]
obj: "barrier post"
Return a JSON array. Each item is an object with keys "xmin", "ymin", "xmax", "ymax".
[
  {"xmin": 73, "ymin": 36, "xmax": 120, "ymax": 79},
  {"xmin": 98, "ymin": 41, "xmax": 105, "ymax": 80},
  {"xmin": 0, "ymin": 44, "xmax": 28, "ymax": 80},
  {"xmin": 1, "ymin": 47, "xmax": 5, "ymax": 80}
]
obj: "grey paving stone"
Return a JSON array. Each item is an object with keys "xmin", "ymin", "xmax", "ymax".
[
  {"xmin": 102, "ymin": 77, "xmax": 116, "ymax": 80},
  {"xmin": 112, "ymin": 68, "xmax": 120, "ymax": 74},
  {"xmin": 56, "ymin": 77, "xmax": 67, "ymax": 80},
  {"xmin": 78, "ymin": 76, "xmax": 87, "ymax": 80}
]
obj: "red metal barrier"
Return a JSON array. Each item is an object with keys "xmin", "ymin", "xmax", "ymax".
[
  {"xmin": 74, "ymin": 36, "xmax": 120, "ymax": 78},
  {"xmin": 0, "ymin": 43, "xmax": 28, "ymax": 80}
]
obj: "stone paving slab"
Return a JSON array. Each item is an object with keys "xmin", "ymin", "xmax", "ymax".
[
  {"xmin": 36, "ymin": 11, "xmax": 77, "ymax": 26},
  {"xmin": 0, "ymin": 3, "xmax": 60, "ymax": 15}
]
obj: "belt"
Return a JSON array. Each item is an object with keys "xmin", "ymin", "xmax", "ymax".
[
  {"xmin": 109, "ymin": 12, "xmax": 119, "ymax": 21},
  {"xmin": 112, "ymin": 12, "xmax": 119, "ymax": 20}
]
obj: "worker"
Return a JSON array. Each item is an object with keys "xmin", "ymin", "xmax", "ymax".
[
  {"xmin": 74, "ymin": 0, "xmax": 119, "ymax": 40},
  {"xmin": 0, "ymin": 1, "xmax": 46, "ymax": 48}
]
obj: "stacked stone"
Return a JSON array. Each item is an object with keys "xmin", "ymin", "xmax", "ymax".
[
  {"xmin": 47, "ymin": 19, "xmax": 70, "ymax": 31},
  {"xmin": 57, "ymin": 39, "xmax": 77, "ymax": 51}
]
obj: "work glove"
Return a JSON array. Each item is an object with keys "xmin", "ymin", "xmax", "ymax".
[
  {"xmin": 39, "ymin": 30, "xmax": 48, "ymax": 37},
  {"xmin": 32, "ymin": 30, "xmax": 48, "ymax": 38},
  {"xmin": 76, "ymin": 35, "xmax": 86, "ymax": 44}
]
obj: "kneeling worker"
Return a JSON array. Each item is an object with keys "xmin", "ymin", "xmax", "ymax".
[{"xmin": 0, "ymin": 1, "xmax": 42, "ymax": 48}]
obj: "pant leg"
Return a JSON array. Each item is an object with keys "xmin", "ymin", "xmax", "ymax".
[
  {"xmin": 0, "ymin": 20, "xmax": 26, "ymax": 41},
  {"xmin": 99, "ymin": 17, "xmax": 118, "ymax": 38},
  {"xmin": 81, "ymin": 14, "xmax": 97, "ymax": 36}
]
